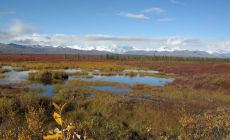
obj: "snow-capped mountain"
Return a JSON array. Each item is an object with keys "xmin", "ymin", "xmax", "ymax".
[
  {"xmin": 66, "ymin": 45, "xmax": 135, "ymax": 54},
  {"xmin": 1, "ymin": 43, "xmax": 230, "ymax": 58}
]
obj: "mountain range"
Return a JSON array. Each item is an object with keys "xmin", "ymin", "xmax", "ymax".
[{"xmin": 0, "ymin": 43, "xmax": 230, "ymax": 58}]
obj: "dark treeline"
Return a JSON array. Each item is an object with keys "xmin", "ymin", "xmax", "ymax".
[
  {"xmin": 63, "ymin": 53, "xmax": 230, "ymax": 63},
  {"xmin": 1, "ymin": 53, "xmax": 230, "ymax": 62}
]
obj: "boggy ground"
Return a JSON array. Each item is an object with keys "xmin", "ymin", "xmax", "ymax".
[{"xmin": 0, "ymin": 55, "xmax": 230, "ymax": 140}]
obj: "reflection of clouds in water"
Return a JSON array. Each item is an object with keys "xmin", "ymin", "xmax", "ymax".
[
  {"xmin": 0, "ymin": 66, "xmax": 174, "ymax": 96},
  {"xmin": 81, "ymin": 75, "xmax": 173, "ymax": 86},
  {"xmin": 23, "ymin": 84, "xmax": 55, "ymax": 97},
  {"xmin": 123, "ymin": 70, "xmax": 159, "ymax": 74},
  {"xmin": 63, "ymin": 69, "xmax": 82, "ymax": 73},
  {"xmin": 2, "ymin": 66, "xmax": 13, "ymax": 70},
  {"xmin": 53, "ymin": 69, "xmax": 82, "ymax": 74},
  {"xmin": 0, "ymin": 68, "xmax": 35, "ymax": 84}
]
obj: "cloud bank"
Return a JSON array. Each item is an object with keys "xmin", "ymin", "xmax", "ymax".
[{"xmin": 0, "ymin": 20, "xmax": 229, "ymax": 53}]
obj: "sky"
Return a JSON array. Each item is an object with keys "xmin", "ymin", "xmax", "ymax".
[{"xmin": 0, "ymin": 0, "xmax": 230, "ymax": 53}]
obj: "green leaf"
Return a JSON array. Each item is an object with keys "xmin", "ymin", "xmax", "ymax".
[
  {"xmin": 53, "ymin": 112, "xmax": 62, "ymax": 126},
  {"xmin": 52, "ymin": 102, "xmax": 60, "ymax": 111}
]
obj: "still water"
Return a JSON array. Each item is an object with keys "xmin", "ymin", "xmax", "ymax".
[{"xmin": 0, "ymin": 66, "xmax": 173, "ymax": 96}]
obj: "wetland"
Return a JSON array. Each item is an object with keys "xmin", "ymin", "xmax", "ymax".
[{"xmin": 0, "ymin": 55, "xmax": 230, "ymax": 140}]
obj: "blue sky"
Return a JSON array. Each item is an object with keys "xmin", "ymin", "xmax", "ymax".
[{"xmin": 0, "ymin": 0, "xmax": 230, "ymax": 53}]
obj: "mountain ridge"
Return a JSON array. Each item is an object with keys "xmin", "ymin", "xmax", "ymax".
[{"xmin": 0, "ymin": 43, "xmax": 229, "ymax": 58}]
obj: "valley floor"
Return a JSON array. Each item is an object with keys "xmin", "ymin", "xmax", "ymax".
[{"xmin": 0, "ymin": 55, "xmax": 230, "ymax": 140}]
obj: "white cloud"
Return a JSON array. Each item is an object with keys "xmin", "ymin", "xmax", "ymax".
[
  {"xmin": 9, "ymin": 20, "xmax": 37, "ymax": 35},
  {"xmin": 157, "ymin": 18, "xmax": 174, "ymax": 23},
  {"xmin": 119, "ymin": 7, "xmax": 165, "ymax": 21},
  {"xmin": 163, "ymin": 37, "xmax": 202, "ymax": 51},
  {"xmin": 0, "ymin": 20, "xmax": 38, "ymax": 44},
  {"xmin": 207, "ymin": 40, "xmax": 230, "ymax": 53},
  {"xmin": 142, "ymin": 7, "xmax": 165, "ymax": 14},
  {"xmin": 157, "ymin": 46, "xmax": 182, "ymax": 52},
  {"xmin": 0, "ymin": 20, "xmax": 230, "ymax": 53},
  {"xmin": 2, "ymin": 33, "xmax": 208, "ymax": 52},
  {"xmin": 166, "ymin": 37, "xmax": 185, "ymax": 46},
  {"xmin": 118, "ymin": 12, "xmax": 149, "ymax": 20},
  {"xmin": 170, "ymin": 0, "xmax": 185, "ymax": 5},
  {"xmin": 1, "ymin": 32, "xmax": 230, "ymax": 53}
]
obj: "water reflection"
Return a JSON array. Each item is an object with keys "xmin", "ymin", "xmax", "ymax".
[
  {"xmin": 0, "ymin": 66, "xmax": 35, "ymax": 85},
  {"xmin": 0, "ymin": 66, "xmax": 174, "ymax": 96},
  {"xmin": 81, "ymin": 75, "xmax": 173, "ymax": 86},
  {"xmin": 23, "ymin": 84, "xmax": 55, "ymax": 96}
]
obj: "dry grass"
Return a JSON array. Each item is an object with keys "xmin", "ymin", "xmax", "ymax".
[{"xmin": 0, "ymin": 55, "xmax": 230, "ymax": 139}]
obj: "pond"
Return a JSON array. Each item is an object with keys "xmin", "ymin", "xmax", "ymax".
[
  {"xmin": 0, "ymin": 66, "xmax": 35, "ymax": 85},
  {"xmin": 81, "ymin": 75, "xmax": 173, "ymax": 86},
  {"xmin": 123, "ymin": 69, "xmax": 159, "ymax": 74},
  {"xmin": 0, "ymin": 66, "xmax": 174, "ymax": 96},
  {"xmin": 23, "ymin": 83, "xmax": 56, "ymax": 97},
  {"xmin": 56, "ymin": 68, "xmax": 82, "ymax": 74}
]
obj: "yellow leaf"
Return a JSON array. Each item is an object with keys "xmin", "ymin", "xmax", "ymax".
[
  {"xmin": 43, "ymin": 133, "xmax": 63, "ymax": 140},
  {"xmin": 66, "ymin": 125, "xmax": 76, "ymax": 131},
  {"xmin": 52, "ymin": 102, "xmax": 60, "ymax": 111},
  {"xmin": 61, "ymin": 103, "xmax": 67, "ymax": 111},
  {"xmin": 53, "ymin": 112, "xmax": 62, "ymax": 126}
]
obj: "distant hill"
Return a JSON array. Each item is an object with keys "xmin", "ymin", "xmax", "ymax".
[
  {"xmin": 0, "ymin": 43, "xmax": 110, "ymax": 55},
  {"xmin": 0, "ymin": 43, "xmax": 230, "ymax": 58}
]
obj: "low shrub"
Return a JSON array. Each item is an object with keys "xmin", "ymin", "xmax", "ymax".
[
  {"xmin": 0, "ymin": 74, "xmax": 6, "ymax": 79},
  {"xmin": 0, "ymin": 69, "xmax": 10, "ymax": 73},
  {"xmin": 180, "ymin": 108, "xmax": 230, "ymax": 140},
  {"xmin": 29, "ymin": 71, "xmax": 68, "ymax": 83}
]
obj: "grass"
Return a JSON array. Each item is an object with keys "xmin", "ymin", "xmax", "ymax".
[
  {"xmin": 123, "ymin": 71, "xmax": 174, "ymax": 78},
  {"xmin": 68, "ymin": 79, "xmax": 127, "ymax": 88},
  {"xmin": 0, "ymin": 73, "xmax": 6, "ymax": 79},
  {"xmin": 0, "ymin": 55, "xmax": 230, "ymax": 139},
  {"xmin": 52, "ymin": 85, "xmax": 181, "ymax": 139},
  {"xmin": 0, "ymin": 78, "xmax": 230, "ymax": 139},
  {"xmin": 124, "ymin": 71, "xmax": 139, "ymax": 77},
  {"xmin": 171, "ymin": 73, "xmax": 230, "ymax": 92},
  {"xmin": 6, "ymin": 61, "xmax": 137, "ymax": 72},
  {"xmin": 0, "ymin": 67, "xmax": 10, "ymax": 79},
  {"xmin": 13, "ymin": 67, "xmax": 29, "ymax": 72},
  {"xmin": 0, "ymin": 68, "xmax": 10, "ymax": 73},
  {"xmin": 179, "ymin": 107, "xmax": 230, "ymax": 140},
  {"xmin": 55, "ymin": 79, "xmax": 230, "ymax": 139},
  {"xmin": 28, "ymin": 70, "xmax": 69, "ymax": 83},
  {"xmin": 70, "ymin": 71, "xmax": 94, "ymax": 78}
]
